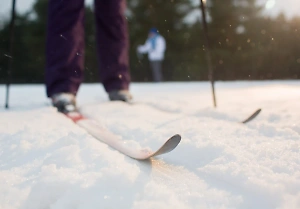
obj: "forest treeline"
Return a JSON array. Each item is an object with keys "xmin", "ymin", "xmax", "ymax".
[{"xmin": 0, "ymin": 0, "xmax": 299, "ymax": 83}]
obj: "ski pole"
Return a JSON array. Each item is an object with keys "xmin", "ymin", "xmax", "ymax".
[
  {"xmin": 5, "ymin": 0, "xmax": 17, "ymax": 109},
  {"xmin": 200, "ymin": 0, "xmax": 217, "ymax": 108}
]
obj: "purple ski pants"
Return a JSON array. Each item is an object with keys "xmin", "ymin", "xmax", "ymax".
[{"xmin": 45, "ymin": 0, "xmax": 130, "ymax": 97}]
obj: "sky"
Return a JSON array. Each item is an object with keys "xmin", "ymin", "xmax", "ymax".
[{"xmin": 0, "ymin": 0, "xmax": 299, "ymax": 20}]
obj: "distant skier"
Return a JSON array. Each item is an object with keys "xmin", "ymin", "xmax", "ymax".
[
  {"xmin": 46, "ymin": 0, "xmax": 132, "ymax": 113},
  {"xmin": 137, "ymin": 28, "xmax": 166, "ymax": 82}
]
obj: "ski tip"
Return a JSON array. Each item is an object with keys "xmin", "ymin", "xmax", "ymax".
[
  {"xmin": 149, "ymin": 134, "xmax": 181, "ymax": 158},
  {"xmin": 251, "ymin": 108, "xmax": 262, "ymax": 116},
  {"xmin": 136, "ymin": 134, "xmax": 182, "ymax": 160},
  {"xmin": 241, "ymin": 108, "xmax": 262, "ymax": 124},
  {"xmin": 171, "ymin": 134, "xmax": 181, "ymax": 143},
  {"xmin": 252, "ymin": 108, "xmax": 262, "ymax": 117},
  {"xmin": 163, "ymin": 134, "xmax": 181, "ymax": 151}
]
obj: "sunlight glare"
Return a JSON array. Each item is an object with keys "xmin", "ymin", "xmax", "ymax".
[{"xmin": 265, "ymin": 0, "xmax": 276, "ymax": 10}]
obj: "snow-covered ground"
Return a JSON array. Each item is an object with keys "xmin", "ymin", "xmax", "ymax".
[{"xmin": 1, "ymin": 81, "xmax": 300, "ymax": 209}]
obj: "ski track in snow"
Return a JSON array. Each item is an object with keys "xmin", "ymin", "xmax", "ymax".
[{"xmin": 0, "ymin": 81, "xmax": 300, "ymax": 209}]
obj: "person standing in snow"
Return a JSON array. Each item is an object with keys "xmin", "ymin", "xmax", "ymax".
[
  {"xmin": 137, "ymin": 28, "xmax": 166, "ymax": 82},
  {"xmin": 46, "ymin": 0, "xmax": 132, "ymax": 113}
]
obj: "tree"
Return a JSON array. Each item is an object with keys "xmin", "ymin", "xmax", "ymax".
[
  {"xmin": 1, "ymin": 0, "xmax": 300, "ymax": 83},
  {"xmin": 207, "ymin": 0, "xmax": 263, "ymax": 79},
  {"xmin": 0, "ymin": 13, "xmax": 32, "ymax": 83}
]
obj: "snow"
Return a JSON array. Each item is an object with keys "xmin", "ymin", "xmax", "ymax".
[{"xmin": 0, "ymin": 81, "xmax": 300, "ymax": 209}]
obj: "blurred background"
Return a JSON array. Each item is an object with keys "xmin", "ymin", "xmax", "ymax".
[{"xmin": 0, "ymin": 0, "xmax": 299, "ymax": 83}]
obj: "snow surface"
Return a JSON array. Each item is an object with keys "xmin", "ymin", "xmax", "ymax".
[{"xmin": 0, "ymin": 81, "xmax": 300, "ymax": 209}]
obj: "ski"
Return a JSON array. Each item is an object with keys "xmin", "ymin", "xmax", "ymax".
[
  {"xmin": 63, "ymin": 111, "xmax": 181, "ymax": 160},
  {"xmin": 130, "ymin": 102, "xmax": 262, "ymax": 124},
  {"xmin": 129, "ymin": 102, "xmax": 261, "ymax": 124},
  {"xmin": 241, "ymin": 108, "xmax": 262, "ymax": 124}
]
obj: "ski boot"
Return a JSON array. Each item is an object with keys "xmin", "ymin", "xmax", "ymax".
[
  {"xmin": 51, "ymin": 93, "xmax": 84, "ymax": 122},
  {"xmin": 51, "ymin": 93, "xmax": 77, "ymax": 113},
  {"xmin": 108, "ymin": 90, "xmax": 133, "ymax": 102}
]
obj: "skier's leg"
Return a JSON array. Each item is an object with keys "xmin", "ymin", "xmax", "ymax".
[
  {"xmin": 94, "ymin": 0, "xmax": 131, "ymax": 93},
  {"xmin": 151, "ymin": 61, "xmax": 163, "ymax": 82},
  {"xmin": 46, "ymin": 0, "xmax": 85, "ymax": 97},
  {"xmin": 156, "ymin": 61, "xmax": 163, "ymax": 81}
]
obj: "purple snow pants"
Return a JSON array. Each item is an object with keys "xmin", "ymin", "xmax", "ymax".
[{"xmin": 45, "ymin": 0, "xmax": 130, "ymax": 97}]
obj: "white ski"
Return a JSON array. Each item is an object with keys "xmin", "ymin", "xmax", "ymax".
[{"xmin": 65, "ymin": 112, "xmax": 181, "ymax": 160}]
